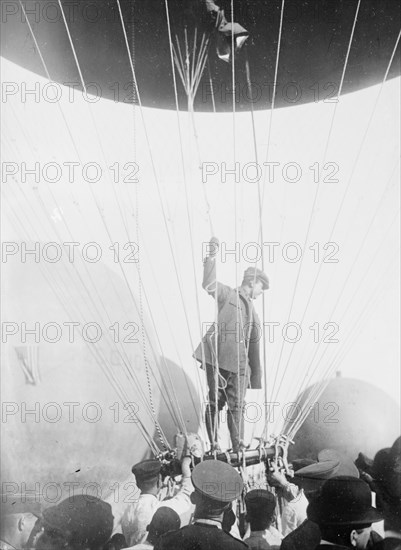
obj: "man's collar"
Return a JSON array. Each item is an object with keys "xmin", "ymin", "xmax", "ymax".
[
  {"xmin": 385, "ymin": 530, "xmax": 401, "ymax": 540},
  {"xmin": 194, "ymin": 519, "xmax": 222, "ymax": 529},
  {"xmin": 249, "ymin": 529, "xmax": 268, "ymax": 536}
]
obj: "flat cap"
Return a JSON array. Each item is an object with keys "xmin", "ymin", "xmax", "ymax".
[
  {"xmin": 192, "ymin": 460, "xmax": 243, "ymax": 503},
  {"xmin": 243, "ymin": 267, "xmax": 269, "ymax": 290},
  {"xmin": 42, "ymin": 495, "xmax": 113, "ymax": 547},
  {"xmin": 132, "ymin": 459, "xmax": 162, "ymax": 482}
]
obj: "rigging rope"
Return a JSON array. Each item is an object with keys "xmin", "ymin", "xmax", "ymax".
[
  {"xmin": 267, "ymin": 0, "xmax": 362, "ymax": 426},
  {"xmin": 269, "ymin": 20, "xmax": 398, "ymax": 422},
  {"xmin": 4, "ymin": 185, "xmax": 161, "ymax": 455},
  {"xmin": 20, "ymin": 0, "xmax": 174, "ymax": 450},
  {"xmin": 276, "ymin": 28, "xmax": 401, "ymax": 404},
  {"xmin": 116, "ymin": 0, "xmax": 206, "ymax": 428}
]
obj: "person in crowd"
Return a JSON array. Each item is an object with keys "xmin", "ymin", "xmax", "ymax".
[
  {"xmin": 35, "ymin": 495, "xmax": 114, "ymax": 550},
  {"xmin": 371, "ymin": 436, "xmax": 401, "ymax": 550},
  {"xmin": 194, "ymin": 236, "xmax": 268, "ymax": 452},
  {"xmin": 121, "ymin": 456, "xmax": 193, "ymax": 547},
  {"xmin": 0, "ymin": 498, "xmax": 41, "ymax": 550},
  {"xmin": 154, "ymin": 460, "xmax": 248, "ymax": 549},
  {"xmin": 243, "ymin": 489, "xmax": 282, "ymax": 549},
  {"xmin": 126, "ymin": 507, "xmax": 180, "ymax": 549},
  {"xmin": 266, "ymin": 463, "xmax": 309, "ymax": 537},
  {"xmin": 281, "ymin": 449, "xmax": 360, "ymax": 550},
  {"xmin": 308, "ymin": 476, "xmax": 383, "ymax": 549}
]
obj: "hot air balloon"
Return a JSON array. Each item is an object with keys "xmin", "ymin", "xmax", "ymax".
[{"xmin": 1, "ymin": 0, "xmax": 400, "ymax": 526}]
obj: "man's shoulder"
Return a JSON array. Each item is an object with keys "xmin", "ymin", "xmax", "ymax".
[
  {"xmin": 371, "ymin": 539, "xmax": 401, "ymax": 550},
  {"xmin": 156, "ymin": 524, "xmax": 248, "ymax": 549},
  {"xmin": 281, "ymin": 519, "xmax": 320, "ymax": 549}
]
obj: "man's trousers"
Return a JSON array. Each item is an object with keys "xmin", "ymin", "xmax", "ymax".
[{"xmin": 205, "ymin": 362, "xmax": 250, "ymax": 452}]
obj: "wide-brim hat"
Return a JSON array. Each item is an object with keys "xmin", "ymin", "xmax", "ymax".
[
  {"xmin": 307, "ymin": 476, "xmax": 383, "ymax": 526},
  {"xmin": 192, "ymin": 460, "xmax": 243, "ymax": 503}
]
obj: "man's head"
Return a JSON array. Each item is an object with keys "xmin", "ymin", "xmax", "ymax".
[
  {"xmin": 241, "ymin": 267, "xmax": 269, "ymax": 299},
  {"xmin": 35, "ymin": 495, "xmax": 113, "ymax": 550},
  {"xmin": 319, "ymin": 525, "xmax": 372, "ymax": 549},
  {"xmin": 190, "ymin": 460, "xmax": 243, "ymax": 520},
  {"xmin": 307, "ymin": 476, "xmax": 383, "ymax": 549},
  {"xmin": 146, "ymin": 507, "xmax": 180, "ymax": 545},
  {"xmin": 0, "ymin": 511, "xmax": 40, "ymax": 549},
  {"xmin": 132, "ymin": 459, "xmax": 162, "ymax": 495},
  {"xmin": 373, "ymin": 436, "xmax": 401, "ymax": 533},
  {"xmin": 0, "ymin": 498, "xmax": 42, "ymax": 550},
  {"xmin": 245, "ymin": 489, "xmax": 276, "ymax": 531}
]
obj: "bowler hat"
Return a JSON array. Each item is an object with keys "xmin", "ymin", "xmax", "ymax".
[
  {"xmin": 243, "ymin": 267, "xmax": 269, "ymax": 290},
  {"xmin": 192, "ymin": 460, "xmax": 243, "ymax": 503},
  {"xmin": 42, "ymin": 495, "xmax": 113, "ymax": 547},
  {"xmin": 307, "ymin": 476, "xmax": 383, "ymax": 526}
]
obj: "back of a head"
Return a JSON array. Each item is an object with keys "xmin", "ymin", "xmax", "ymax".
[
  {"xmin": 245, "ymin": 489, "xmax": 276, "ymax": 531},
  {"xmin": 132, "ymin": 459, "xmax": 162, "ymax": 494},
  {"xmin": 373, "ymin": 437, "xmax": 401, "ymax": 532},
  {"xmin": 147, "ymin": 507, "xmax": 180, "ymax": 544},
  {"xmin": 36, "ymin": 495, "xmax": 113, "ymax": 550}
]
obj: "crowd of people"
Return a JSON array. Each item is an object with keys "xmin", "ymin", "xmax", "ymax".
[{"xmin": 1, "ymin": 435, "xmax": 400, "ymax": 550}]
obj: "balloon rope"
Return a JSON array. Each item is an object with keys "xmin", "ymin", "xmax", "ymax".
[
  {"xmin": 127, "ymin": 5, "xmax": 187, "ymax": 435},
  {"xmin": 163, "ymin": 0, "xmax": 214, "ymax": 446},
  {"xmin": 267, "ymin": 0, "xmax": 362, "ymax": 420},
  {"xmin": 244, "ymin": 54, "xmax": 269, "ymax": 444},
  {"xmin": 5, "ymin": 186, "xmax": 160, "ymax": 455},
  {"xmin": 56, "ymin": 0, "xmax": 174, "ymax": 445},
  {"xmin": 270, "ymin": 22, "xmax": 398, "ymax": 415},
  {"xmin": 276, "ymin": 29, "xmax": 401, "ymax": 407},
  {"xmin": 116, "ymin": 0, "xmax": 205, "ymax": 427},
  {"xmin": 281, "ymin": 158, "xmax": 399, "ymax": 409},
  {"xmin": 286, "ymin": 249, "xmax": 398, "ymax": 439},
  {"xmin": 287, "ymin": 200, "xmax": 400, "ymax": 431},
  {"xmin": 230, "ymin": 0, "xmax": 242, "ymax": 450}
]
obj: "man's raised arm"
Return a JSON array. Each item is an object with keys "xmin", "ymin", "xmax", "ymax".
[{"xmin": 202, "ymin": 237, "xmax": 230, "ymax": 305}]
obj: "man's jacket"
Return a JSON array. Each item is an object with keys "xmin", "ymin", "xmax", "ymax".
[{"xmin": 193, "ymin": 256, "xmax": 262, "ymax": 389}]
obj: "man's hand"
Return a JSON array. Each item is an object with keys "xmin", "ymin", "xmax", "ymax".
[
  {"xmin": 267, "ymin": 464, "xmax": 289, "ymax": 488},
  {"xmin": 181, "ymin": 456, "xmax": 192, "ymax": 478},
  {"xmin": 208, "ymin": 236, "xmax": 219, "ymax": 257}
]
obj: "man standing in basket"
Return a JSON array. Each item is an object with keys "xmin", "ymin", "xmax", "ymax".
[{"xmin": 194, "ymin": 236, "xmax": 269, "ymax": 452}]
